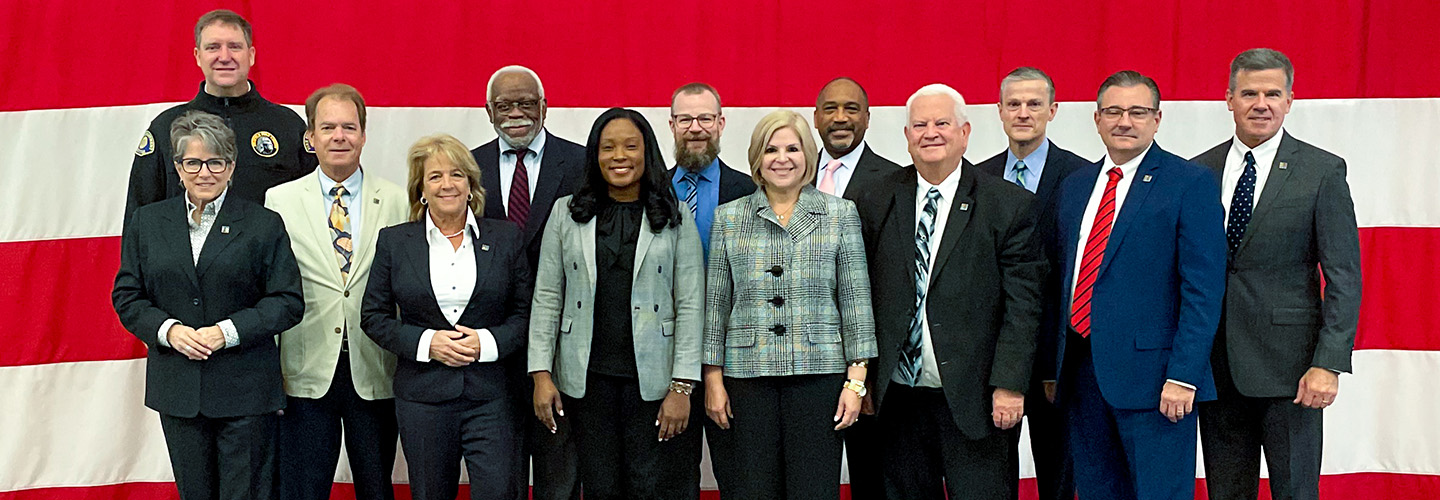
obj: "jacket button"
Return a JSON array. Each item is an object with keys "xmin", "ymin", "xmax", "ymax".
[
  {"xmin": 771, "ymin": 324, "xmax": 787, "ymax": 335},
  {"xmin": 192, "ymin": 298, "xmax": 200, "ymax": 306},
  {"xmin": 334, "ymin": 327, "xmax": 342, "ymax": 334},
  {"xmin": 1229, "ymin": 267, "xmax": 1238, "ymax": 274},
  {"xmin": 344, "ymin": 290, "xmax": 351, "ymax": 297},
  {"xmin": 769, "ymin": 296, "xmax": 785, "ymax": 307}
]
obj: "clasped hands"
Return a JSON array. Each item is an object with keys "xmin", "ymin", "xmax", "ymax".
[
  {"xmin": 166, "ymin": 324, "xmax": 225, "ymax": 361},
  {"xmin": 429, "ymin": 325, "xmax": 485, "ymax": 367}
]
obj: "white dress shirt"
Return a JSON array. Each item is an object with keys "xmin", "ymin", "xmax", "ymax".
[
  {"xmin": 317, "ymin": 166, "xmax": 363, "ymax": 244},
  {"xmin": 415, "ymin": 210, "xmax": 499, "ymax": 363},
  {"xmin": 1221, "ymin": 130, "xmax": 1282, "ymax": 226},
  {"xmin": 891, "ymin": 163, "xmax": 964, "ymax": 388},
  {"xmin": 497, "ymin": 130, "xmax": 548, "ymax": 211},
  {"xmin": 1070, "ymin": 143, "xmax": 1194, "ymax": 390},
  {"xmin": 817, "ymin": 141, "xmax": 869, "ymax": 197},
  {"xmin": 158, "ymin": 189, "xmax": 238, "ymax": 349}
]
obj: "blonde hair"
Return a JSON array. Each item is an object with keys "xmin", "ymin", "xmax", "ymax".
[
  {"xmin": 746, "ymin": 110, "xmax": 819, "ymax": 187},
  {"xmin": 405, "ymin": 134, "xmax": 486, "ymax": 222}
]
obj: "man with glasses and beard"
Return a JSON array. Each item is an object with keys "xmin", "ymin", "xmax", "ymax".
[
  {"xmin": 468, "ymin": 65, "xmax": 587, "ymax": 500},
  {"xmin": 666, "ymin": 82, "xmax": 752, "ymax": 499}
]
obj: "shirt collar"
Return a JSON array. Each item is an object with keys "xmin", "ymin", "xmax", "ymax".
[
  {"xmin": 185, "ymin": 188, "xmax": 228, "ymax": 225},
  {"xmin": 1102, "ymin": 142, "xmax": 1154, "ymax": 179},
  {"xmin": 684, "ymin": 158, "xmax": 720, "ymax": 182},
  {"xmin": 1230, "ymin": 128, "xmax": 1284, "ymax": 158},
  {"xmin": 918, "ymin": 162, "xmax": 964, "ymax": 196},
  {"xmin": 499, "ymin": 129, "xmax": 548, "ymax": 155},
  {"xmin": 1006, "ymin": 138, "xmax": 1051, "ymax": 172},
  {"xmin": 193, "ymin": 80, "xmax": 259, "ymax": 110},
  {"xmin": 425, "ymin": 208, "xmax": 480, "ymax": 245},
  {"xmin": 819, "ymin": 141, "xmax": 867, "ymax": 172},
  {"xmin": 318, "ymin": 166, "xmax": 363, "ymax": 197}
]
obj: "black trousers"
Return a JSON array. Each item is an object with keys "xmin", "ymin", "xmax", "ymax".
[
  {"xmin": 722, "ymin": 374, "xmax": 845, "ymax": 500},
  {"xmin": 278, "ymin": 355, "xmax": 398, "ymax": 500},
  {"xmin": 561, "ymin": 372, "xmax": 692, "ymax": 500},
  {"xmin": 672, "ymin": 379, "xmax": 733, "ymax": 500},
  {"xmin": 396, "ymin": 396, "xmax": 515, "ymax": 500},
  {"xmin": 844, "ymin": 411, "xmax": 885, "ymax": 500},
  {"xmin": 1009, "ymin": 387, "xmax": 1074, "ymax": 500},
  {"xmin": 880, "ymin": 383, "xmax": 1018, "ymax": 500},
  {"xmin": 1199, "ymin": 342, "xmax": 1323, "ymax": 500},
  {"xmin": 512, "ymin": 366, "xmax": 582, "ymax": 500},
  {"xmin": 159, "ymin": 412, "xmax": 278, "ymax": 500}
]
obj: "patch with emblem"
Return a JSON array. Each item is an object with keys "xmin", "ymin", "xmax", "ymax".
[
  {"xmin": 251, "ymin": 131, "xmax": 280, "ymax": 158},
  {"xmin": 303, "ymin": 136, "xmax": 316, "ymax": 154},
  {"xmin": 135, "ymin": 131, "xmax": 156, "ymax": 156}
]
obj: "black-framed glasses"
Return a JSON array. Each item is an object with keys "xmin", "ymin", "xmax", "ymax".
[
  {"xmin": 672, "ymin": 113, "xmax": 718, "ymax": 129},
  {"xmin": 491, "ymin": 99, "xmax": 541, "ymax": 113},
  {"xmin": 1098, "ymin": 106, "xmax": 1158, "ymax": 120},
  {"xmin": 176, "ymin": 157, "xmax": 232, "ymax": 174}
]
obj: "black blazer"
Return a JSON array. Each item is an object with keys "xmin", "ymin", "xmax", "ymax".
[
  {"xmin": 856, "ymin": 162, "xmax": 1046, "ymax": 439},
  {"xmin": 361, "ymin": 218, "xmax": 533, "ymax": 403},
  {"xmin": 815, "ymin": 144, "xmax": 902, "ymax": 201},
  {"xmin": 1191, "ymin": 132, "xmax": 1361, "ymax": 397},
  {"xmin": 112, "ymin": 195, "xmax": 304, "ymax": 419},
  {"xmin": 470, "ymin": 132, "xmax": 586, "ymax": 271},
  {"xmin": 670, "ymin": 158, "xmax": 755, "ymax": 206},
  {"xmin": 976, "ymin": 140, "xmax": 1089, "ymax": 385}
]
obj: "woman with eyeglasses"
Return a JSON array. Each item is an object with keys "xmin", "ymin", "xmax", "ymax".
[{"xmin": 113, "ymin": 109, "xmax": 304, "ymax": 500}]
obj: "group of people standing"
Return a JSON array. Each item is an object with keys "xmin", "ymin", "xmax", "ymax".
[{"xmin": 111, "ymin": 9, "xmax": 1360, "ymax": 500}]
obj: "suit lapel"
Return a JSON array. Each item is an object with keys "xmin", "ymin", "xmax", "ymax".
[
  {"xmin": 161, "ymin": 199, "xmax": 202, "ymax": 290},
  {"xmin": 469, "ymin": 222, "xmax": 497, "ymax": 301},
  {"xmin": 1098, "ymin": 150, "xmax": 1159, "ymax": 279},
  {"xmin": 633, "ymin": 210, "xmax": 655, "ymax": 282},
  {"xmin": 1235, "ymin": 133, "xmax": 1296, "ymax": 256},
  {"xmin": 476, "ymin": 142, "xmax": 506, "ymax": 221},
  {"xmin": 581, "ymin": 217, "xmax": 597, "ymax": 294},
  {"xmin": 928, "ymin": 165, "xmax": 975, "ymax": 282},
  {"xmin": 402, "ymin": 223, "xmax": 441, "ymax": 310},
  {"xmin": 527, "ymin": 141, "xmax": 571, "ymax": 243},
  {"xmin": 298, "ymin": 180, "xmax": 345, "ymax": 289},
  {"xmin": 348, "ymin": 179, "xmax": 387, "ymax": 287},
  {"xmin": 195, "ymin": 198, "xmax": 245, "ymax": 279}
]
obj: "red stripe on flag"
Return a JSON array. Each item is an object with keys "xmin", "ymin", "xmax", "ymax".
[
  {"xmin": 1, "ymin": 226, "xmax": 1435, "ymax": 367},
  {"xmin": 2, "ymin": 1, "xmax": 1439, "ymax": 111}
]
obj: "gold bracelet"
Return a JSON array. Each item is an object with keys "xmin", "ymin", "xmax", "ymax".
[
  {"xmin": 669, "ymin": 380, "xmax": 695, "ymax": 396},
  {"xmin": 843, "ymin": 378, "xmax": 868, "ymax": 397},
  {"xmin": 849, "ymin": 359, "xmax": 869, "ymax": 368}
]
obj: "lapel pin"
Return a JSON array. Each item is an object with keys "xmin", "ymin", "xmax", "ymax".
[
  {"xmin": 220, "ymin": 226, "xmax": 230, "ymax": 234},
  {"xmin": 1142, "ymin": 174, "xmax": 1153, "ymax": 183},
  {"xmin": 372, "ymin": 198, "xmax": 380, "ymax": 204},
  {"xmin": 959, "ymin": 202, "xmax": 970, "ymax": 211},
  {"xmin": 480, "ymin": 244, "xmax": 490, "ymax": 251},
  {"xmin": 1278, "ymin": 162, "xmax": 1288, "ymax": 170}
]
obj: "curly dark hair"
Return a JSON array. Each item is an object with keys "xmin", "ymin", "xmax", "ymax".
[{"xmin": 568, "ymin": 108, "xmax": 683, "ymax": 232}]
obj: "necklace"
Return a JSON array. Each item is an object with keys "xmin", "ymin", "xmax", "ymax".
[{"xmin": 441, "ymin": 228, "xmax": 465, "ymax": 238}]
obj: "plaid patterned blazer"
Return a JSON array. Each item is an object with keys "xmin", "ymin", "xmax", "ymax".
[{"xmin": 703, "ymin": 185, "xmax": 877, "ymax": 377}]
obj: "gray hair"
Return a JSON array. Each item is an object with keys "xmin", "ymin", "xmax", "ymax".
[
  {"xmin": 1000, "ymin": 66, "xmax": 1056, "ymax": 104},
  {"xmin": 1096, "ymin": 70, "xmax": 1160, "ymax": 109},
  {"xmin": 486, "ymin": 65, "xmax": 546, "ymax": 102},
  {"xmin": 1230, "ymin": 48, "xmax": 1294, "ymax": 91},
  {"xmin": 170, "ymin": 110, "xmax": 237, "ymax": 163},
  {"xmin": 906, "ymin": 83, "xmax": 969, "ymax": 124}
]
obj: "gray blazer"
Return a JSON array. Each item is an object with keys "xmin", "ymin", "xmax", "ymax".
[
  {"xmin": 1191, "ymin": 131, "xmax": 1361, "ymax": 397},
  {"xmin": 704, "ymin": 186, "xmax": 877, "ymax": 378},
  {"xmin": 529, "ymin": 196, "xmax": 705, "ymax": 401}
]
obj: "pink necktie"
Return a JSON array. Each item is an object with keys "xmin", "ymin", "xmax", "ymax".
[{"xmin": 819, "ymin": 159, "xmax": 842, "ymax": 195}]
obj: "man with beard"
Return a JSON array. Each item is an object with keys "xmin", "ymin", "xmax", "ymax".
[
  {"xmin": 666, "ymin": 82, "xmax": 752, "ymax": 499},
  {"xmin": 811, "ymin": 76, "xmax": 899, "ymax": 500},
  {"xmin": 468, "ymin": 65, "xmax": 587, "ymax": 500}
]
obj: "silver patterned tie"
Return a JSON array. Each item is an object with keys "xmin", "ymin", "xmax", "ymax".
[{"xmin": 898, "ymin": 187, "xmax": 943, "ymax": 386}]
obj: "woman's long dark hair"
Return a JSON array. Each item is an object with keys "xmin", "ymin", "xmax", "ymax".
[{"xmin": 568, "ymin": 108, "xmax": 683, "ymax": 232}]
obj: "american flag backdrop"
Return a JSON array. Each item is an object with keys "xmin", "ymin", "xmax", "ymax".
[{"xmin": 2, "ymin": 1, "xmax": 1439, "ymax": 498}]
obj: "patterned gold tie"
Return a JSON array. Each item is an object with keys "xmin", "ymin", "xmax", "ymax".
[{"xmin": 329, "ymin": 184, "xmax": 353, "ymax": 283}]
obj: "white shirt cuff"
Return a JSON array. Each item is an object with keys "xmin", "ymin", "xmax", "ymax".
[
  {"xmin": 157, "ymin": 319, "xmax": 180, "ymax": 348},
  {"xmin": 218, "ymin": 320, "xmax": 239, "ymax": 349},
  {"xmin": 1166, "ymin": 379, "xmax": 1197, "ymax": 391},
  {"xmin": 418, "ymin": 329, "xmax": 438, "ymax": 362},
  {"xmin": 476, "ymin": 328, "xmax": 498, "ymax": 363}
]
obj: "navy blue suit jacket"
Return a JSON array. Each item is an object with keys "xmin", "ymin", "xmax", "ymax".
[{"xmin": 1050, "ymin": 144, "xmax": 1226, "ymax": 410}]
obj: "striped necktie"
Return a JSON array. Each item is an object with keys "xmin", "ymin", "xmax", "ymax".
[
  {"xmin": 681, "ymin": 171, "xmax": 700, "ymax": 217},
  {"xmin": 1013, "ymin": 159, "xmax": 1029, "ymax": 189},
  {"xmin": 1071, "ymin": 168, "xmax": 1123, "ymax": 338},
  {"xmin": 897, "ymin": 187, "xmax": 943, "ymax": 386}
]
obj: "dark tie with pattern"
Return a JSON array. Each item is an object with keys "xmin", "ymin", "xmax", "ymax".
[
  {"xmin": 898, "ymin": 187, "xmax": 943, "ymax": 386},
  {"xmin": 681, "ymin": 171, "xmax": 700, "ymax": 217},
  {"xmin": 507, "ymin": 148, "xmax": 531, "ymax": 228},
  {"xmin": 1227, "ymin": 151, "xmax": 1258, "ymax": 254}
]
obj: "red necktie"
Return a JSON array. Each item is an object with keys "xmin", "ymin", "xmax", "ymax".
[
  {"xmin": 507, "ymin": 148, "xmax": 531, "ymax": 228},
  {"xmin": 1071, "ymin": 167, "xmax": 1123, "ymax": 338}
]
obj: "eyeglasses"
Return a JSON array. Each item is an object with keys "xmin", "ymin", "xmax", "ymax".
[
  {"xmin": 176, "ymin": 157, "xmax": 232, "ymax": 174},
  {"xmin": 491, "ymin": 99, "xmax": 541, "ymax": 113},
  {"xmin": 672, "ymin": 113, "xmax": 718, "ymax": 129},
  {"xmin": 1098, "ymin": 106, "xmax": 1158, "ymax": 120}
]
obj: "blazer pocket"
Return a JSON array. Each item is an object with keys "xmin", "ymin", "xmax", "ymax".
[
  {"xmin": 808, "ymin": 331, "xmax": 842, "ymax": 344},
  {"xmin": 661, "ymin": 320, "xmax": 675, "ymax": 337},
  {"xmin": 725, "ymin": 328, "xmax": 757, "ymax": 347},
  {"xmin": 1134, "ymin": 328, "xmax": 1176, "ymax": 350},
  {"xmin": 1272, "ymin": 307, "xmax": 1321, "ymax": 325},
  {"xmin": 560, "ymin": 318, "xmax": 573, "ymax": 334}
]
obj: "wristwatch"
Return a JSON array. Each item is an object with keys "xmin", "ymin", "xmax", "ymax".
[
  {"xmin": 849, "ymin": 359, "xmax": 870, "ymax": 368},
  {"xmin": 843, "ymin": 378, "xmax": 867, "ymax": 397},
  {"xmin": 669, "ymin": 380, "xmax": 695, "ymax": 396}
]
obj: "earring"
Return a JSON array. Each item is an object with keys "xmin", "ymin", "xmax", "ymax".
[
  {"xmin": 467, "ymin": 193, "xmax": 474, "ymax": 201},
  {"xmin": 420, "ymin": 197, "xmax": 428, "ymax": 206}
]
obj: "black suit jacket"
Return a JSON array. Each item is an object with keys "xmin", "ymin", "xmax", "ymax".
[
  {"xmin": 856, "ymin": 161, "xmax": 1047, "ymax": 439},
  {"xmin": 976, "ymin": 140, "xmax": 1089, "ymax": 385},
  {"xmin": 470, "ymin": 132, "xmax": 587, "ymax": 271},
  {"xmin": 670, "ymin": 159, "xmax": 755, "ymax": 206},
  {"xmin": 112, "ymin": 195, "xmax": 304, "ymax": 418},
  {"xmin": 815, "ymin": 144, "xmax": 902, "ymax": 201},
  {"xmin": 361, "ymin": 218, "xmax": 533, "ymax": 403},
  {"xmin": 1191, "ymin": 132, "xmax": 1361, "ymax": 397}
]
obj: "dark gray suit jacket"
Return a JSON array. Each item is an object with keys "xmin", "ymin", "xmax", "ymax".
[
  {"xmin": 470, "ymin": 132, "xmax": 587, "ymax": 271},
  {"xmin": 1191, "ymin": 131, "xmax": 1361, "ymax": 398}
]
